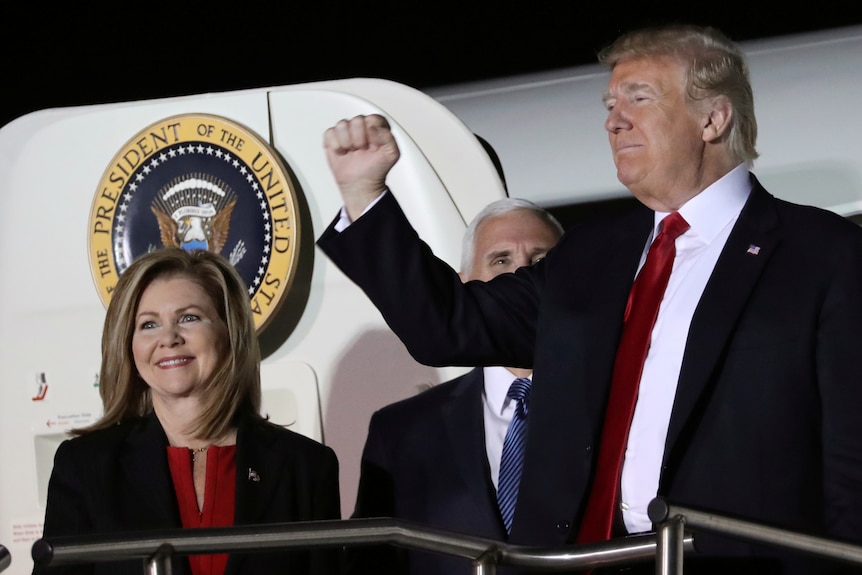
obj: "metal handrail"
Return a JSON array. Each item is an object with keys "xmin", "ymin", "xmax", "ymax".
[
  {"xmin": 29, "ymin": 499, "xmax": 862, "ymax": 574},
  {"xmin": 32, "ymin": 517, "xmax": 693, "ymax": 574},
  {"xmin": 0, "ymin": 544, "xmax": 10, "ymax": 573},
  {"xmin": 649, "ymin": 497, "xmax": 862, "ymax": 573}
]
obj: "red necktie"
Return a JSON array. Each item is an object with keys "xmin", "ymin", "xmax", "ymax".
[{"xmin": 577, "ymin": 211, "xmax": 690, "ymax": 543}]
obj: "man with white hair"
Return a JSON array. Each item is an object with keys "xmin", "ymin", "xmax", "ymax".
[{"xmin": 350, "ymin": 198, "xmax": 563, "ymax": 575}]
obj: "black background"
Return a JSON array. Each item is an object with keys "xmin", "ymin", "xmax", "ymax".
[{"xmin": 3, "ymin": 3, "xmax": 861, "ymax": 130}]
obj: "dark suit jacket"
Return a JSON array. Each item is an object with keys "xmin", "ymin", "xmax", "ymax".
[
  {"xmin": 35, "ymin": 412, "xmax": 342, "ymax": 575},
  {"xmin": 351, "ymin": 367, "xmax": 506, "ymax": 575},
  {"xmin": 318, "ymin": 175, "xmax": 862, "ymax": 574}
]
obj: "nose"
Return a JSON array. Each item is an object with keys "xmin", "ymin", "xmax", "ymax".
[
  {"xmin": 605, "ymin": 104, "xmax": 630, "ymax": 134},
  {"xmin": 513, "ymin": 254, "xmax": 532, "ymax": 270},
  {"xmin": 159, "ymin": 326, "xmax": 183, "ymax": 347}
]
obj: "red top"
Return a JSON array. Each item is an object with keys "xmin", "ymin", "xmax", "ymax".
[{"xmin": 167, "ymin": 444, "xmax": 237, "ymax": 575}]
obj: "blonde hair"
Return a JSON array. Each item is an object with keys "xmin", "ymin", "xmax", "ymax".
[
  {"xmin": 599, "ymin": 24, "xmax": 759, "ymax": 163},
  {"xmin": 75, "ymin": 248, "xmax": 262, "ymax": 439}
]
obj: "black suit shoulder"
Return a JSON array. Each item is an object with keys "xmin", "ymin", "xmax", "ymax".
[
  {"xmin": 358, "ymin": 369, "xmax": 484, "ymax": 504},
  {"xmin": 249, "ymin": 416, "xmax": 338, "ymax": 462},
  {"xmin": 51, "ymin": 416, "xmax": 159, "ymax": 473},
  {"xmin": 771, "ymin": 194, "xmax": 862, "ymax": 237},
  {"xmin": 370, "ymin": 372, "xmax": 473, "ymax": 427}
]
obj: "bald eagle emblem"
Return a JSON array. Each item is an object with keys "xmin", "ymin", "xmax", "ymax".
[
  {"xmin": 151, "ymin": 174, "xmax": 238, "ymax": 254},
  {"xmin": 89, "ymin": 113, "xmax": 303, "ymax": 333}
]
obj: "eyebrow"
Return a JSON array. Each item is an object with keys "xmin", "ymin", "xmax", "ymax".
[
  {"xmin": 602, "ymin": 81, "xmax": 655, "ymax": 105},
  {"xmin": 135, "ymin": 304, "xmax": 204, "ymax": 320},
  {"xmin": 486, "ymin": 249, "xmax": 512, "ymax": 261}
]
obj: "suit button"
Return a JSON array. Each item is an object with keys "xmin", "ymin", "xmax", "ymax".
[{"xmin": 556, "ymin": 520, "xmax": 570, "ymax": 531}]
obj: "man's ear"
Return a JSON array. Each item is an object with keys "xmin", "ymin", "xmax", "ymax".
[{"xmin": 703, "ymin": 95, "xmax": 733, "ymax": 143}]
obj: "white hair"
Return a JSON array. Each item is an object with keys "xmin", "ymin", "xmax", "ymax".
[{"xmin": 460, "ymin": 198, "xmax": 564, "ymax": 276}]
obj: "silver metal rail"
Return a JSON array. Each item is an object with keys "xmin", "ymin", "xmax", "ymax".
[
  {"xmin": 31, "ymin": 517, "xmax": 693, "ymax": 575},
  {"xmin": 0, "ymin": 544, "xmax": 10, "ymax": 573},
  {"xmin": 33, "ymin": 498, "xmax": 862, "ymax": 574},
  {"xmin": 30, "ymin": 499, "xmax": 862, "ymax": 574},
  {"xmin": 649, "ymin": 497, "xmax": 862, "ymax": 573}
]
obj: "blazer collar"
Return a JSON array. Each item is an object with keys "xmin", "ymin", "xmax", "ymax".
[
  {"xmin": 662, "ymin": 175, "xmax": 780, "ymax": 474},
  {"xmin": 233, "ymin": 414, "xmax": 287, "ymax": 525},
  {"xmin": 441, "ymin": 368, "xmax": 507, "ymax": 536},
  {"xmin": 122, "ymin": 412, "xmax": 181, "ymax": 526},
  {"xmin": 442, "ymin": 368, "xmax": 495, "ymax": 493}
]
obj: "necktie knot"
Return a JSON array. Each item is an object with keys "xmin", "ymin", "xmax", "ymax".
[
  {"xmin": 659, "ymin": 211, "xmax": 689, "ymax": 241},
  {"xmin": 507, "ymin": 377, "xmax": 531, "ymax": 419}
]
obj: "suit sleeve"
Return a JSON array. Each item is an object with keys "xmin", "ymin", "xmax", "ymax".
[
  {"xmin": 352, "ymin": 412, "xmax": 396, "ymax": 520},
  {"xmin": 33, "ymin": 440, "xmax": 94, "ymax": 575},
  {"xmin": 317, "ymin": 191, "xmax": 542, "ymax": 369},
  {"xmin": 307, "ymin": 444, "xmax": 346, "ymax": 575},
  {"xmin": 349, "ymin": 411, "xmax": 407, "ymax": 575},
  {"xmin": 817, "ymin": 226, "xmax": 862, "ymax": 544}
]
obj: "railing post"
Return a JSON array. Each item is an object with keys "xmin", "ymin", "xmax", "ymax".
[
  {"xmin": 655, "ymin": 514, "xmax": 685, "ymax": 575},
  {"xmin": 649, "ymin": 497, "xmax": 685, "ymax": 575},
  {"xmin": 472, "ymin": 547, "xmax": 499, "ymax": 575},
  {"xmin": 145, "ymin": 543, "xmax": 174, "ymax": 575},
  {"xmin": 0, "ymin": 544, "xmax": 10, "ymax": 573}
]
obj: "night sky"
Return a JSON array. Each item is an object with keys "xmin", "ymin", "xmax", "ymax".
[{"xmin": 3, "ymin": 3, "xmax": 861, "ymax": 129}]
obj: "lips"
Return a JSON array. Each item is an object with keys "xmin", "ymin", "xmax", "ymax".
[
  {"xmin": 614, "ymin": 142, "xmax": 641, "ymax": 153},
  {"xmin": 156, "ymin": 356, "xmax": 193, "ymax": 368}
]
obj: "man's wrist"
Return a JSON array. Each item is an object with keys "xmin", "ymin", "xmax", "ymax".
[{"xmin": 335, "ymin": 188, "xmax": 389, "ymax": 232}]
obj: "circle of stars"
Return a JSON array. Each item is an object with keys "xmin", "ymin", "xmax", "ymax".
[{"xmin": 112, "ymin": 142, "xmax": 274, "ymax": 297}]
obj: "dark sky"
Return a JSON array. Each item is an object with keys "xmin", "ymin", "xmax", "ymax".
[{"xmin": 3, "ymin": 4, "xmax": 861, "ymax": 130}]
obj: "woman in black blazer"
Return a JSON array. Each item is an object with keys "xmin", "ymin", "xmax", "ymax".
[{"xmin": 35, "ymin": 248, "xmax": 342, "ymax": 575}]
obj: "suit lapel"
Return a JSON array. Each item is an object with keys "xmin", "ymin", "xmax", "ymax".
[
  {"xmin": 440, "ymin": 368, "xmax": 503, "ymax": 529},
  {"xmin": 225, "ymin": 417, "xmax": 286, "ymax": 575},
  {"xmin": 580, "ymin": 207, "xmax": 657, "ymax": 435},
  {"xmin": 514, "ymin": 205, "xmax": 654, "ymax": 543},
  {"xmin": 662, "ymin": 180, "xmax": 780, "ymax": 472},
  {"xmin": 233, "ymin": 417, "xmax": 286, "ymax": 525},
  {"xmin": 121, "ymin": 413, "xmax": 181, "ymax": 527}
]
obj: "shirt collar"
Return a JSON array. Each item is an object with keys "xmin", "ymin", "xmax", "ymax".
[
  {"xmin": 655, "ymin": 163, "xmax": 751, "ymax": 243},
  {"xmin": 484, "ymin": 366, "xmax": 531, "ymax": 416}
]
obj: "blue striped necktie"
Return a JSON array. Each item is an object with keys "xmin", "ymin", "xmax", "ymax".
[{"xmin": 497, "ymin": 377, "xmax": 532, "ymax": 533}]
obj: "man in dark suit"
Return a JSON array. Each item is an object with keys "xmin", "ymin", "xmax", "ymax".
[
  {"xmin": 317, "ymin": 24, "xmax": 862, "ymax": 574},
  {"xmin": 351, "ymin": 198, "xmax": 563, "ymax": 575}
]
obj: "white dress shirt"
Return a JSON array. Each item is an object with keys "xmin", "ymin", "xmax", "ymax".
[
  {"xmin": 482, "ymin": 366, "xmax": 531, "ymax": 490},
  {"xmin": 620, "ymin": 163, "xmax": 752, "ymax": 532}
]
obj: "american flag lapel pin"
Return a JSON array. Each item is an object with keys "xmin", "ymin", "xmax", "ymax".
[
  {"xmin": 248, "ymin": 468, "xmax": 260, "ymax": 482},
  {"xmin": 746, "ymin": 244, "xmax": 761, "ymax": 255}
]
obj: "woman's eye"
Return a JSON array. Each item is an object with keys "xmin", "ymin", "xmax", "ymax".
[{"xmin": 179, "ymin": 314, "xmax": 200, "ymax": 323}]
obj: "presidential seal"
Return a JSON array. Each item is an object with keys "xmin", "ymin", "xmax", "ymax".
[{"xmin": 88, "ymin": 113, "xmax": 302, "ymax": 333}]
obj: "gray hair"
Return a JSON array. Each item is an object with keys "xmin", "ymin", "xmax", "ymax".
[
  {"xmin": 599, "ymin": 24, "xmax": 758, "ymax": 163},
  {"xmin": 460, "ymin": 198, "xmax": 564, "ymax": 276}
]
